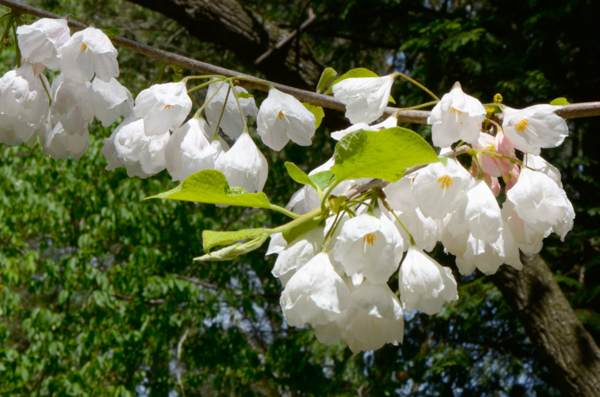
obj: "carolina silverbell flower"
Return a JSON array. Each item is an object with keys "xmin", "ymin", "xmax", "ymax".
[
  {"xmin": 50, "ymin": 73, "xmax": 95, "ymax": 136},
  {"xmin": 165, "ymin": 118, "xmax": 216, "ymax": 182},
  {"xmin": 256, "ymin": 87, "xmax": 316, "ymax": 151},
  {"xmin": 16, "ymin": 18, "xmax": 71, "ymax": 70},
  {"xmin": 332, "ymin": 74, "xmax": 395, "ymax": 124},
  {"xmin": 333, "ymin": 212, "xmax": 404, "ymax": 285},
  {"xmin": 428, "ymin": 83, "xmax": 486, "ymax": 148},
  {"xmin": 215, "ymin": 132, "xmax": 268, "ymax": 193},
  {"xmin": 39, "ymin": 121, "xmax": 89, "ymax": 161},
  {"xmin": 271, "ymin": 226, "xmax": 325, "ymax": 286},
  {"xmin": 398, "ymin": 246, "xmax": 458, "ymax": 315},
  {"xmin": 204, "ymin": 81, "xmax": 258, "ymax": 140},
  {"xmin": 133, "ymin": 82, "xmax": 192, "ymax": 136},
  {"xmin": 90, "ymin": 77, "xmax": 134, "ymax": 127},
  {"xmin": 411, "ymin": 158, "xmax": 473, "ymax": 219},
  {"xmin": 57, "ymin": 26, "xmax": 119, "ymax": 83},
  {"xmin": 502, "ymin": 105, "xmax": 569, "ymax": 155},
  {"xmin": 341, "ymin": 281, "xmax": 404, "ymax": 353},
  {"xmin": 280, "ymin": 252, "xmax": 351, "ymax": 328},
  {"xmin": 506, "ymin": 167, "xmax": 574, "ymax": 239}
]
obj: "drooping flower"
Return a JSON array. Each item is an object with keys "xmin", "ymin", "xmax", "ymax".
[
  {"xmin": 341, "ymin": 281, "xmax": 404, "ymax": 353},
  {"xmin": 280, "ymin": 252, "xmax": 351, "ymax": 327},
  {"xmin": 0, "ymin": 63, "xmax": 50, "ymax": 125},
  {"xmin": 215, "ymin": 132, "xmax": 268, "ymax": 192},
  {"xmin": 332, "ymin": 75, "xmax": 395, "ymax": 124},
  {"xmin": 105, "ymin": 117, "xmax": 169, "ymax": 178},
  {"xmin": 57, "ymin": 27, "xmax": 119, "ymax": 82},
  {"xmin": 333, "ymin": 212, "xmax": 404, "ymax": 284},
  {"xmin": 203, "ymin": 81, "xmax": 258, "ymax": 140},
  {"xmin": 256, "ymin": 87, "xmax": 316, "ymax": 150},
  {"xmin": 398, "ymin": 246, "xmax": 458, "ymax": 315},
  {"xmin": 50, "ymin": 73, "xmax": 95, "ymax": 136},
  {"xmin": 428, "ymin": 84, "xmax": 486, "ymax": 148},
  {"xmin": 39, "ymin": 121, "xmax": 89, "ymax": 161},
  {"xmin": 506, "ymin": 168, "xmax": 574, "ymax": 239},
  {"xmin": 272, "ymin": 227, "xmax": 325, "ymax": 286},
  {"xmin": 411, "ymin": 158, "xmax": 473, "ymax": 219},
  {"xmin": 134, "ymin": 82, "xmax": 192, "ymax": 136},
  {"xmin": 165, "ymin": 118, "xmax": 216, "ymax": 182},
  {"xmin": 17, "ymin": 18, "xmax": 71, "ymax": 70},
  {"xmin": 502, "ymin": 105, "xmax": 569, "ymax": 155},
  {"xmin": 523, "ymin": 154, "xmax": 562, "ymax": 187},
  {"xmin": 90, "ymin": 77, "xmax": 134, "ymax": 127},
  {"xmin": 459, "ymin": 179, "xmax": 502, "ymax": 244}
]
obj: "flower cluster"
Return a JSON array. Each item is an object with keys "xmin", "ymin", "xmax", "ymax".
[
  {"xmin": 263, "ymin": 78, "xmax": 574, "ymax": 353},
  {"xmin": 0, "ymin": 18, "xmax": 130, "ymax": 159}
]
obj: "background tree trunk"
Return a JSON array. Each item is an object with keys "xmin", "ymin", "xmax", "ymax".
[
  {"xmin": 490, "ymin": 254, "xmax": 600, "ymax": 396},
  {"xmin": 127, "ymin": 1, "xmax": 600, "ymax": 395}
]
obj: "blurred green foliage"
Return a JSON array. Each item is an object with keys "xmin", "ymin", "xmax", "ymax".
[{"xmin": 1, "ymin": 0, "xmax": 599, "ymax": 395}]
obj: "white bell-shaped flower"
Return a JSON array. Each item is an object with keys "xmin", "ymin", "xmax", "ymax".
[
  {"xmin": 455, "ymin": 225, "xmax": 522, "ymax": 276},
  {"xmin": 165, "ymin": 118, "xmax": 216, "ymax": 182},
  {"xmin": 341, "ymin": 281, "xmax": 404, "ymax": 353},
  {"xmin": 107, "ymin": 117, "xmax": 169, "ymax": 178},
  {"xmin": 399, "ymin": 246, "xmax": 458, "ymax": 315},
  {"xmin": 502, "ymin": 105, "xmax": 568, "ymax": 155},
  {"xmin": 280, "ymin": 252, "xmax": 351, "ymax": 327},
  {"xmin": 0, "ymin": 63, "xmax": 50, "ymax": 125},
  {"xmin": 331, "ymin": 115, "xmax": 397, "ymax": 141},
  {"xmin": 0, "ymin": 113, "xmax": 38, "ymax": 146},
  {"xmin": 501, "ymin": 200, "xmax": 547, "ymax": 255},
  {"xmin": 17, "ymin": 18, "xmax": 70, "ymax": 70},
  {"xmin": 90, "ymin": 77, "xmax": 133, "ymax": 127},
  {"xmin": 411, "ymin": 158, "xmax": 473, "ymax": 219},
  {"xmin": 39, "ymin": 121, "xmax": 89, "ymax": 161},
  {"xmin": 204, "ymin": 82, "xmax": 258, "ymax": 140},
  {"xmin": 332, "ymin": 75, "xmax": 395, "ymax": 124},
  {"xmin": 134, "ymin": 82, "xmax": 192, "ymax": 136},
  {"xmin": 210, "ymin": 134, "xmax": 230, "ymax": 163},
  {"xmin": 257, "ymin": 87, "xmax": 316, "ymax": 150},
  {"xmin": 50, "ymin": 73, "xmax": 95, "ymax": 136},
  {"xmin": 506, "ymin": 168, "xmax": 574, "ymax": 237},
  {"xmin": 272, "ymin": 227, "xmax": 325, "ymax": 286},
  {"xmin": 215, "ymin": 132, "xmax": 268, "ymax": 192},
  {"xmin": 462, "ymin": 179, "xmax": 502, "ymax": 244},
  {"xmin": 392, "ymin": 208, "xmax": 438, "ymax": 252},
  {"xmin": 333, "ymin": 212, "xmax": 404, "ymax": 284},
  {"xmin": 266, "ymin": 233, "xmax": 287, "ymax": 256},
  {"xmin": 57, "ymin": 27, "xmax": 118, "ymax": 82},
  {"xmin": 524, "ymin": 154, "xmax": 562, "ymax": 187},
  {"xmin": 428, "ymin": 84, "xmax": 486, "ymax": 148}
]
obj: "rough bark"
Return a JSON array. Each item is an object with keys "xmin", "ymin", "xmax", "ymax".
[
  {"xmin": 491, "ymin": 254, "xmax": 600, "ymax": 396},
  {"xmin": 127, "ymin": 0, "xmax": 323, "ymax": 91}
]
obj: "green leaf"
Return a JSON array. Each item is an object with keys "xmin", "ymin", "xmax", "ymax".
[
  {"xmin": 302, "ymin": 103, "xmax": 325, "ymax": 128},
  {"xmin": 326, "ymin": 68, "xmax": 379, "ymax": 94},
  {"xmin": 146, "ymin": 170, "xmax": 272, "ymax": 209},
  {"xmin": 389, "ymin": 95, "xmax": 396, "ymax": 104},
  {"xmin": 172, "ymin": 73, "xmax": 183, "ymax": 82},
  {"xmin": 309, "ymin": 171, "xmax": 335, "ymax": 190},
  {"xmin": 438, "ymin": 156, "xmax": 449, "ymax": 166},
  {"xmin": 331, "ymin": 127, "xmax": 440, "ymax": 183},
  {"xmin": 195, "ymin": 235, "xmax": 269, "ymax": 261},
  {"xmin": 550, "ymin": 97, "xmax": 570, "ymax": 106},
  {"xmin": 316, "ymin": 67, "xmax": 337, "ymax": 94},
  {"xmin": 285, "ymin": 162, "xmax": 317, "ymax": 190},
  {"xmin": 238, "ymin": 92, "xmax": 254, "ymax": 99},
  {"xmin": 282, "ymin": 217, "xmax": 323, "ymax": 244},
  {"xmin": 203, "ymin": 228, "xmax": 265, "ymax": 253},
  {"xmin": 102, "ymin": 27, "xmax": 120, "ymax": 39}
]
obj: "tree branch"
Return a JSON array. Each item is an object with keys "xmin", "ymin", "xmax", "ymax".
[{"xmin": 2, "ymin": 0, "xmax": 598, "ymax": 125}]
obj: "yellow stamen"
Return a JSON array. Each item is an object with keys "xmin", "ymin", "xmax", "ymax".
[
  {"xmin": 363, "ymin": 233, "xmax": 376, "ymax": 253},
  {"xmin": 450, "ymin": 107, "xmax": 462, "ymax": 122},
  {"xmin": 437, "ymin": 175, "xmax": 453, "ymax": 190},
  {"xmin": 514, "ymin": 119, "xmax": 529, "ymax": 133},
  {"xmin": 162, "ymin": 104, "xmax": 174, "ymax": 110},
  {"xmin": 278, "ymin": 110, "xmax": 284, "ymax": 120},
  {"xmin": 81, "ymin": 43, "xmax": 88, "ymax": 52}
]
